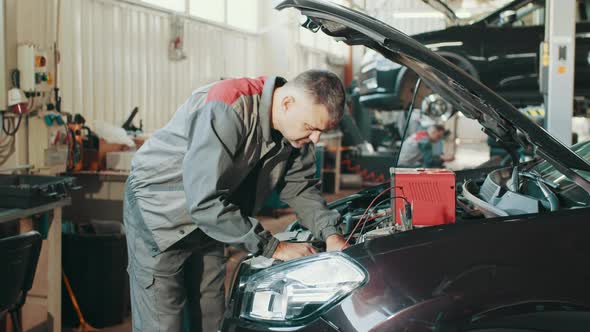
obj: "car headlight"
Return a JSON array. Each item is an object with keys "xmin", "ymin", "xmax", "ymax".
[{"xmin": 240, "ymin": 252, "xmax": 367, "ymax": 325}]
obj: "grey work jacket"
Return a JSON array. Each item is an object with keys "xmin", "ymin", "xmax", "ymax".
[
  {"xmin": 129, "ymin": 76, "xmax": 340, "ymax": 255},
  {"xmin": 397, "ymin": 130, "xmax": 441, "ymax": 167}
]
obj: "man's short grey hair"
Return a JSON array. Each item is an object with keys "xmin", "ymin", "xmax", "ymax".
[
  {"xmin": 289, "ymin": 69, "xmax": 346, "ymax": 128},
  {"xmin": 430, "ymin": 124, "xmax": 446, "ymax": 132}
]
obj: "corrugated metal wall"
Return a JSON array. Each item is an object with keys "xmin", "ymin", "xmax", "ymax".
[
  {"xmin": 16, "ymin": 0, "xmax": 56, "ymax": 49},
  {"xmin": 58, "ymin": 0, "xmax": 260, "ymax": 132},
  {"xmin": 14, "ymin": 0, "xmax": 344, "ymax": 132}
]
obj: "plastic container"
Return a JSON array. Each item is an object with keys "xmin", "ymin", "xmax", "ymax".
[{"xmin": 61, "ymin": 221, "xmax": 129, "ymax": 328}]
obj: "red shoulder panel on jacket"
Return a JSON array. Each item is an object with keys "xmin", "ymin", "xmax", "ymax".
[
  {"xmin": 206, "ymin": 77, "xmax": 267, "ymax": 105},
  {"xmin": 413, "ymin": 130, "xmax": 429, "ymax": 141}
]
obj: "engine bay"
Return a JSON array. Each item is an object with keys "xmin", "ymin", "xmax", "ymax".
[{"xmin": 280, "ymin": 163, "xmax": 590, "ymax": 247}]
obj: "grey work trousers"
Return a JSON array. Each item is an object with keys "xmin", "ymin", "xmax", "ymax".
[{"xmin": 124, "ymin": 183, "xmax": 226, "ymax": 332}]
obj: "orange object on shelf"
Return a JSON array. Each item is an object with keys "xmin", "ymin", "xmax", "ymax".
[{"xmin": 67, "ymin": 123, "xmax": 84, "ymax": 172}]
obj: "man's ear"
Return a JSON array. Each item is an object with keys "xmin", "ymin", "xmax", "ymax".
[{"xmin": 281, "ymin": 95, "xmax": 295, "ymax": 112}]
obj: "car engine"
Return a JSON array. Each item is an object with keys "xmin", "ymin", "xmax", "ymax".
[
  {"xmin": 282, "ymin": 168, "xmax": 460, "ymax": 246},
  {"xmin": 461, "ymin": 166, "xmax": 560, "ymax": 217},
  {"xmin": 280, "ymin": 160, "xmax": 590, "ymax": 249}
]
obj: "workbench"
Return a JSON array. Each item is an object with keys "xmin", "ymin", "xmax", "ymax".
[{"xmin": 0, "ymin": 198, "xmax": 71, "ymax": 332}]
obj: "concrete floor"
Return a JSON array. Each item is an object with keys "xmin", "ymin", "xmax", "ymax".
[{"xmin": 446, "ymin": 142, "xmax": 491, "ymax": 170}]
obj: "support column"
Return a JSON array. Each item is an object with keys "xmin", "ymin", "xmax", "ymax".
[{"xmin": 544, "ymin": 0, "xmax": 576, "ymax": 145}]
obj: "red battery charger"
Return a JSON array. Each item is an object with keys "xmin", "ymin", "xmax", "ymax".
[{"xmin": 390, "ymin": 168, "xmax": 456, "ymax": 226}]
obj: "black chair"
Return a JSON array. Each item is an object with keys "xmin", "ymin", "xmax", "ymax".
[{"xmin": 0, "ymin": 231, "xmax": 43, "ymax": 332}]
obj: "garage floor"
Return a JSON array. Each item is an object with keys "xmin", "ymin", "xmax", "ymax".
[{"xmin": 446, "ymin": 142, "xmax": 491, "ymax": 170}]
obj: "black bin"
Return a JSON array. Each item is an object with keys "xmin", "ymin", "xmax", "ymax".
[{"xmin": 62, "ymin": 221, "xmax": 129, "ymax": 328}]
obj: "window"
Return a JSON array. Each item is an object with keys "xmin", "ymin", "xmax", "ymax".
[
  {"xmin": 189, "ymin": 0, "xmax": 224, "ymax": 23},
  {"xmin": 298, "ymin": 13, "xmax": 349, "ymax": 58},
  {"xmin": 141, "ymin": 0, "xmax": 185, "ymax": 12},
  {"xmin": 136, "ymin": 0, "xmax": 259, "ymax": 31},
  {"xmin": 488, "ymin": 0, "xmax": 590, "ymax": 26},
  {"xmin": 188, "ymin": 0, "xmax": 258, "ymax": 31},
  {"xmin": 488, "ymin": 2, "xmax": 545, "ymax": 27},
  {"xmin": 227, "ymin": 0, "xmax": 258, "ymax": 31},
  {"xmin": 300, "ymin": 28, "xmax": 316, "ymax": 49},
  {"xmin": 512, "ymin": 3, "xmax": 544, "ymax": 27},
  {"xmin": 298, "ymin": 27, "xmax": 348, "ymax": 58}
]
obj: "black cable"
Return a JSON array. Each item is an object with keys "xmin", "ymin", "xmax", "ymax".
[
  {"xmin": 394, "ymin": 77, "xmax": 422, "ymax": 168},
  {"xmin": 356, "ymin": 183, "xmax": 411, "ymax": 237},
  {"xmin": 11, "ymin": 69, "xmax": 20, "ymax": 88},
  {"xmin": 2, "ymin": 69, "xmax": 25, "ymax": 136},
  {"xmin": 0, "ymin": 134, "xmax": 15, "ymax": 151},
  {"xmin": 2, "ymin": 115, "xmax": 23, "ymax": 136},
  {"xmin": 0, "ymin": 113, "xmax": 16, "ymax": 166},
  {"xmin": 397, "ymin": 185, "xmax": 407, "ymax": 197},
  {"xmin": 0, "ymin": 139, "xmax": 15, "ymax": 166},
  {"xmin": 358, "ymin": 198, "xmax": 389, "ymax": 236},
  {"xmin": 368, "ymin": 197, "xmax": 390, "ymax": 213},
  {"xmin": 392, "ymin": 195, "xmax": 409, "ymax": 204}
]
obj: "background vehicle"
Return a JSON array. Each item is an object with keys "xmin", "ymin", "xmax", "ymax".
[{"xmin": 358, "ymin": 0, "xmax": 590, "ymax": 112}]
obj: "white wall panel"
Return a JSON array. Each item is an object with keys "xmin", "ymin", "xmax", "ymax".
[
  {"xmin": 57, "ymin": 0, "xmax": 261, "ymax": 132},
  {"xmin": 16, "ymin": 0, "xmax": 56, "ymax": 48}
]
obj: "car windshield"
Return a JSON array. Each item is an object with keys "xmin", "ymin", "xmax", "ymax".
[{"xmin": 532, "ymin": 140, "xmax": 590, "ymax": 203}]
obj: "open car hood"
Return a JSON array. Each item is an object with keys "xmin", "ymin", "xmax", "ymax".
[{"xmin": 275, "ymin": 0, "xmax": 590, "ymax": 191}]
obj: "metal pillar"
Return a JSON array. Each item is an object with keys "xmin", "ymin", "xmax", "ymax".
[{"xmin": 543, "ymin": 0, "xmax": 576, "ymax": 145}]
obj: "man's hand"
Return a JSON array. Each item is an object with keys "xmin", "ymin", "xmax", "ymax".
[
  {"xmin": 272, "ymin": 242, "xmax": 317, "ymax": 261},
  {"xmin": 326, "ymin": 234, "xmax": 349, "ymax": 251}
]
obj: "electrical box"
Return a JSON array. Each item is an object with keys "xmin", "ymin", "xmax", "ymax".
[
  {"xmin": 390, "ymin": 168, "xmax": 456, "ymax": 227},
  {"xmin": 17, "ymin": 44, "xmax": 53, "ymax": 94},
  {"xmin": 17, "ymin": 44, "xmax": 35, "ymax": 92}
]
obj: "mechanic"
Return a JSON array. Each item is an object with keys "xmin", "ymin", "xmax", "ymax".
[
  {"xmin": 124, "ymin": 70, "xmax": 349, "ymax": 332},
  {"xmin": 397, "ymin": 124, "xmax": 454, "ymax": 167}
]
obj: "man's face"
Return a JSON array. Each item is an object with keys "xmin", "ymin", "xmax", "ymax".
[
  {"xmin": 429, "ymin": 129, "xmax": 445, "ymax": 142},
  {"xmin": 277, "ymin": 93, "xmax": 332, "ymax": 149}
]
